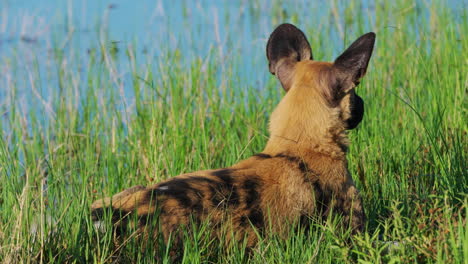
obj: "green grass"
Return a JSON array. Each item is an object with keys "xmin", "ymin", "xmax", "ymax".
[{"xmin": 1, "ymin": 0, "xmax": 467, "ymax": 263}]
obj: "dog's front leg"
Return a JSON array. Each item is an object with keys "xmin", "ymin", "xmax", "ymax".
[
  {"xmin": 338, "ymin": 183, "xmax": 366, "ymax": 232},
  {"xmin": 315, "ymin": 180, "xmax": 366, "ymax": 233}
]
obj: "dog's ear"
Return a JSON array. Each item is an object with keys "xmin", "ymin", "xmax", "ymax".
[
  {"xmin": 266, "ymin": 23, "xmax": 312, "ymax": 91},
  {"xmin": 334, "ymin": 32, "xmax": 375, "ymax": 90}
]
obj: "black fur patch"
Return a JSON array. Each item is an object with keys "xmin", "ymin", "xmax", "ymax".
[
  {"xmin": 211, "ymin": 169, "xmax": 240, "ymax": 208},
  {"xmin": 333, "ymin": 196, "xmax": 347, "ymax": 216},
  {"xmin": 253, "ymin": 153, "xmax": 272, "ymax": 159},
  {"xmin": 210, "ymin": 191, "xmax": 224, "ymax": 208},
  {"xmin": 345, "ymin": 94, "xmax": 364, "ymax": 130},
  {"xmin": 92, "ymin": 207, "xmax": 130, "ymax": 222},
  {"xmin": 239, "ymin": 215, "xmax": 248, "ymax": 226},
  {"xmin": 186, "ymin": 176, "xmax": 218, "ymax": 185},
  {"xmin": 143, "ymin": 188, "xmax": 159, "ymax": 205},
  {"xmin": 275, "ymin": 153, "xmax": 309, "ymax": 174},
  {"xmin": 313, "ymin": 182, "xmax": 330, "ymax": 219},
  {"xmin": 248, "ymin": 209, "xmax": 264, "ymax": 228},
  {"xmin": 183, "ymin": 176, "xmax": 217, "ymax": 211},
  {"xmin": 156, "ymin": 179, "xmax": 194, "ymax": 208},
  {"xmin": 159, "ymin": 176, "xmax": 236, "ymax": 214},
  {"xmin": 212, "ymin": 168, "xmax": 233, "ymax": 178},
  {"xmin": 274, "ymin": 153, "xmax": 298, "ymax": 163},
  {"xmin": 242, "ymin": 179, "xmax": 260, "ymax": 208},
  {"xmin": 138, "ymin": 213, "xmax": 156, "ymax": 227},
  {"xmin": 351, "ymin": 210, "xmax": 365, "ymax": 223},
  {"xmin": 160, "ymin": 175, "xmax": 243, "ymax": 211},
  {"xmin": 299, "ymin": 214, "xmax": 312, "ymax": 232},
  {"xmin": 298, "ymin": 161, "xmax": 309, "ymax": 173}
]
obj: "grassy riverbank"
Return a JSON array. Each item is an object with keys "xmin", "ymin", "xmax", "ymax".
[{"xmin": 0, "ymin": 0, "xmax": 466, "ymax": 263}]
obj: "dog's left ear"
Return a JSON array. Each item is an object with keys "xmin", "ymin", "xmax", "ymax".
[
  {"xmin": 266, "ymin": 23, "xmax": 313, "ymax": 91},
  {"xmin": 334, "ymin": 32, "xmax": 376, "ymax": 90}
]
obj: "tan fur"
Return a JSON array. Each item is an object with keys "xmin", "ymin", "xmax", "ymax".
[{"xmin": 266, "ymin": 62, "xmax": 347, "ymax": 157}]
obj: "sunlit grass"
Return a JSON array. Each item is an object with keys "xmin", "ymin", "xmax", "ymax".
[{"xmin": 0, "ymin": 0, "xmax": 466, "ymax": 263}]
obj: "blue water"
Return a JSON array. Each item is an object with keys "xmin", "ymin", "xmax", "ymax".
[
  {"xmin": 0, "ymin": 0, "xmax": 466, "ymax": 120},
  {"xmin": 1, "ymin": 1, "xmax": 283, "ymax": 113}
]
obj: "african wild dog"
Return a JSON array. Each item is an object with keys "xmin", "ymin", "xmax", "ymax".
[{"xmin": 92, "ymin": 23, "xmax": 375, "ymax": 251}]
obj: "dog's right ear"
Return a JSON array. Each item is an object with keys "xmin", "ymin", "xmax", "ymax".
[
  {"xmin": 266, "ymin": 23, "xmax": 312, "ymax": 91},
  {"xmin": 333, "ymin": 32, "xmax": 375, "ymax": 89}
]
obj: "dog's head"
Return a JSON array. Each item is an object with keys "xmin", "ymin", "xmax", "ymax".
[{"xmin": 266, "ymin": 24, "xmax": 375, "ymax": 145}]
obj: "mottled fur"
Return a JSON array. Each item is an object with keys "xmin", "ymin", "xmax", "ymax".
[{"xmin": 92, "ymin": 23, "xmax": 376, "ymax": 253}]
